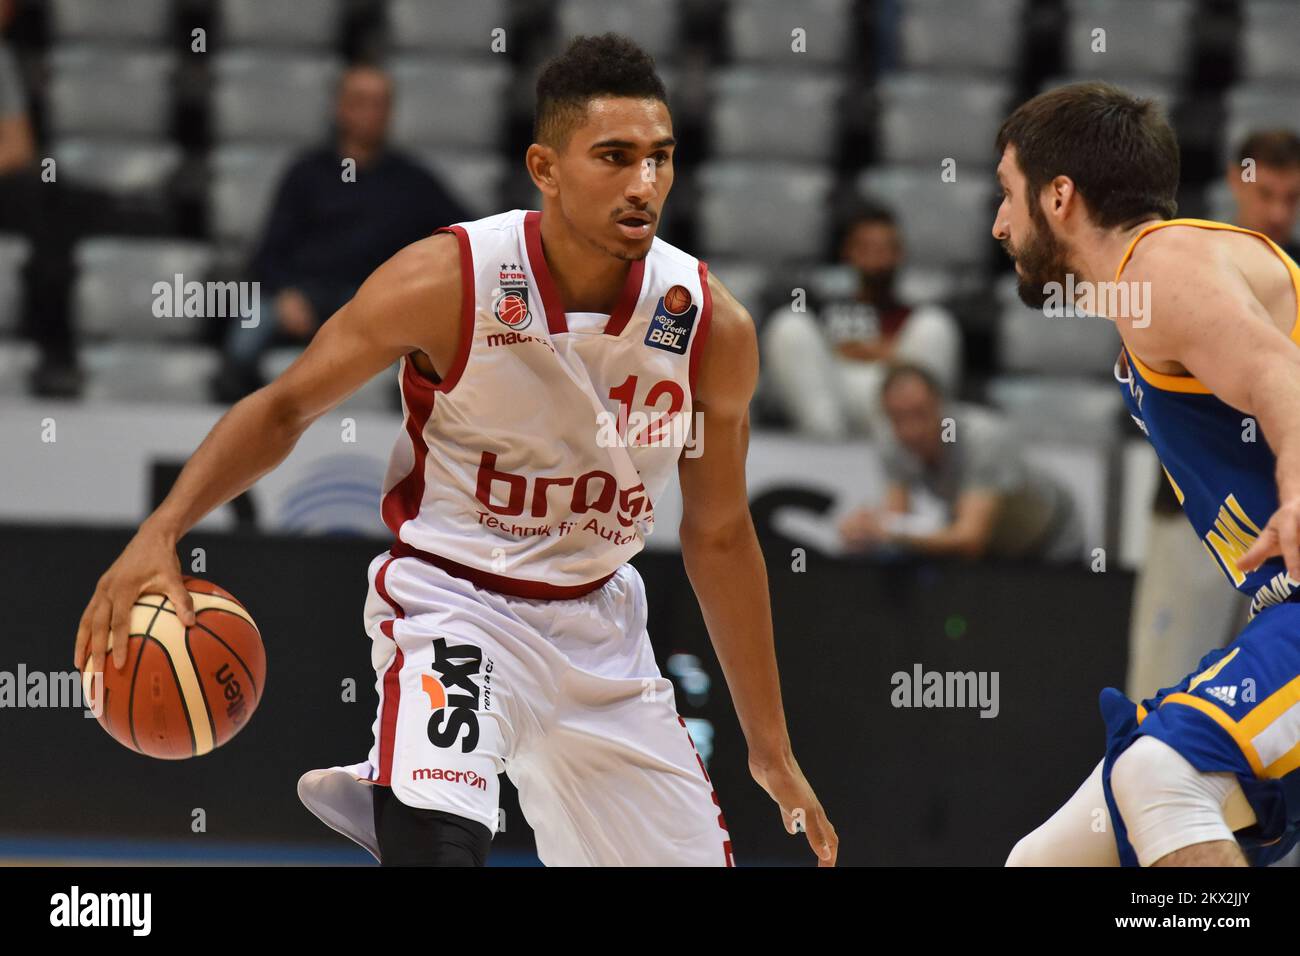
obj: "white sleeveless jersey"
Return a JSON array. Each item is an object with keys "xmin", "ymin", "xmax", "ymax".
[{"xmin": 379, "ymin": 209, "xmax": 713, "ymax": 598}]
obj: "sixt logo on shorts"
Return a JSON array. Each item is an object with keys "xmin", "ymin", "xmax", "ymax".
[
  {"xmin": 421, "ymin": 637, "xmax": 492, "ymax": 753},
  {"xmin": 643, "ymin": 284, "xmax": 696, "ymax": 355},
  {"xmin": 493, "ymin": 261, "xmax": 532, "ymax": 330}
]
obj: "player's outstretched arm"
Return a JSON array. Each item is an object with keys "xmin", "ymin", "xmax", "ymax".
[
  {"xmin": 677, "ymin": 271, "xmax": 838, "ymax": 866},
  {"xmin": 1118, "ymin": 235, "xmax": 1300, "ymax": 580},
  {"xmin": 73, "ymin": 233, "xmax": 463, "ymax": 675}
]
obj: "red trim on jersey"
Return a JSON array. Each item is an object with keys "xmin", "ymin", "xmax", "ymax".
[
  {"xmin": 678, "ymin": 715, "xmax": 734, "ymax": 866},
  {"xmin": 375, "ymin": 557, "xmax": 406, "ymax": 787},
  {"xmin": 688, "ymin": 260, "xmax": 714, "ymax": 395},
  {"xmin": 602, "ymin": 257, "xmax": 646, "ymax": 337},
  {"xmin": 389, "ymin": 539, "xmax": 616, "ymax": 600},
  {"xmin": 524, "ymin": 210, "xmax": 647, "ymax": 337},
  {"xmin": 524, "ymin": 211, "xmax": 569, "ymax": 335},
  {"xmin": 380, "ymin": 359, "xmax": 437, "ymax": 536},
  {"xmin": 429, "ymin": 224, "xmax": 475, "ymax": 392}
]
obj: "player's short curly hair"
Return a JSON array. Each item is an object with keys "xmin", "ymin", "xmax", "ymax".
[{"xmin": 534, "ymin": 33, "xmax": 669, "ymax": 148}]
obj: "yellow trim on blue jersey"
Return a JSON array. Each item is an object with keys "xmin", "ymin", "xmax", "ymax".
[
  {"xmin": 1188, "ymin": 647, "xmax": 1241, "ymax": 693},
  {"xmin": 1114, "ymin": 218, "xmax": 1300, "ymax": 394},
  {"xmin": 1161, "ymin": 466, "xmax": 1185, "ymax": 505},
  {"xmin": 1160, "ymin": 692, "xmax": 1265, "ymax": 776},
  {"xmin": 1136, "ymin": 702, "xmax": 1149, "ymax": 724},
  {"xmin": 1239, "ymin": 674, "xmax": 1300, "ymax": 778}
]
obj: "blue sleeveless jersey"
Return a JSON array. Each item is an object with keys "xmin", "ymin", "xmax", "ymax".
[{"xmin": 1114, "ymin": 219, "xmax": 1300, "ymax": 618}]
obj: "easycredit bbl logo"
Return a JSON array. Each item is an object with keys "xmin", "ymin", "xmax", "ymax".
[
  {"xmin": 643, "ymin": 284, "xmax": 697, "ymax": 356},
  {"xmin": 421, "ymin": 637, "xmax": 491, "ymax": 753}
]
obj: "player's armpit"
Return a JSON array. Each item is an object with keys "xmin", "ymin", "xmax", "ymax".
[{"xmin": 263, "ymin": 232, "xmax": 464, "ymax": 429}]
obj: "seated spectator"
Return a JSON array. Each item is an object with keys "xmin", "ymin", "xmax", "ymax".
[
  {"xmin": 761, "ymin": 202, "xmax": 961, "ymax": 439},
  {"xmin": 213, "ymin": 63, "xmax": 470, "ymax": 401},
  {"xmin": 1228, "ymin": 129, "xmax": 1300, "ymax": 260},
  {"xmin": 839, "ymin": 363, "xmax": 1082, "ymax": 562},
  {"xmin": 0, "ymin": 0, "xmax": 81, "ymax": 397}
]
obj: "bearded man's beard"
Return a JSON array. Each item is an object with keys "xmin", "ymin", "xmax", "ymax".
[{"xmin": 1007, "ymin": 206, "xmax": 1075, "ymax": 309}]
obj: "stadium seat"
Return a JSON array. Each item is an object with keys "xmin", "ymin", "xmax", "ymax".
[
  {"xmin": 49, "ymin": 0, "xmax": 171, "ymax": 44},
  {"xmin": 856, "ymin": 166, "xmax": 994, "ymax": 270},
  {"xmin": 83, "ymin": 342, "xmax": 221, "ymax": 404},
  {"xmin": 556, "ymin": 0, "xmax": 681, "ymax": 62},
  {"xmin": 1223, "ymin": 83, "xmax": 1300, "ymax": 167},
  {"xmin": 1240, "ymin": 0, "xmax": 1300, "ymax": 84},
  {"xmin": 987, "ymin": 375, "xmax": 1126, "ymax": 444},
  {"xmin": 386, "ymin": 0, "xmax": 510, "ymax": 53},
  {"xmin": 412, "ymin": 148, "xmax": 506, "ymax": 220},
  {"xmin": 895, "ymin": 0, "xmax": 1025, "ymax": 74},
  {"xmin": 208, "ymin": 143, "xmax": 298, "ymax": 248},
  {"xmin": 877, "ymin": 74, "xmax": 1011, "ymax": 166},
  {"xmin": 211, "ymin": 51, "xmax": 342, "ymax": 144},
  {"xmin": 995, "ymin": 291, "xmax": 1121, "ymax": 379},
  {"xmin": 0, "ymin": 341, "xmax": 38, "ymax": 397},
  {"xmin": 218, "ymin": 0, "xmax": 343, "ymax": 48},
  {"xmin": 726, "ymin": 0, "xmax": 853, "ymax": 66},
  {"xmin": 52, "ymin": 138, "xmax": 182, "ymax": 195},
  {"xmin": 389, "ymin": 58, "xmax": 510, "ymax": 150},
  {"xmin": 702, "ymin": 259, "xmax": 770, "ymax": 317},
  {"xmin": 709, "ymin": 68, "xmax": 843, "ymax": 163},
  {"xmin": 73, "ymin": 238, "xmax": 217, "ymax": 341},
  {"xmin": 1064, "ymin": 0, "xmax": 1193, "ymax": 80},
  {"xmin": 0, "ymin": 235, "xmax": 30, "ymax": 337},
  {"xmin": 47, "ymin": 47, "xmax": 175, "ymax": 139},
  {"xmin": 697, "ymin": 162, "xmax": 833, "ymax": 263}
]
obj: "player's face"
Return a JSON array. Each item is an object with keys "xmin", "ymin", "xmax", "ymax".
[
  {"xmin": 993, "ymin": 145, "xmax": 1074, "ymax": 308},
  {"xmin": 555, "ymin": 97, "xmax": 675, "ymax": 261},
  {"xmin": 884, "ymin": 376, "xmax": 943, "ymax": 458},
  {"xmin": 1229, "ymin": 162, "xmax": 1300, "ymax": 246}
]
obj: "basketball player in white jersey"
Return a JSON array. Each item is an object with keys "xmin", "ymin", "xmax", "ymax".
[{"xmin": 72, "ymin": 34, "xmax": 836, "ymax": 867}]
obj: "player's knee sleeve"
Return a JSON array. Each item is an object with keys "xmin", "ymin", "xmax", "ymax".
[
  {"xmin": 371, "ymin": 785, "xmax": 491, "ymax": 867},
  {"xmin": 1110, "ymin": 735, "xmax": 1252, "ymax": 866}
]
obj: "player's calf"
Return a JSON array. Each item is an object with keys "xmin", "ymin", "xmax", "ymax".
[{"xmin": 371, "ymin": 784, "xmax": 492, "ymax": 866}]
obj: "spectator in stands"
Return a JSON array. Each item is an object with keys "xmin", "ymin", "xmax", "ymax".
[
  {"xmin": 0, "ymin": 0, "xmax": 81, "ymax": 397},
  {"xmin": 839, "ymin": 363, "xmax": 1082, "ymax": 562},
  {"xmin": 1228, "ymin": 129, "xmax": 1300, "ymax": 259},
  {"xmin": 213, "ymin": 63, "xmax": 470, "ymax": 401},
  {"xmin": 761, "ymin": 203, "xmax": 961, "ymax": 439}
]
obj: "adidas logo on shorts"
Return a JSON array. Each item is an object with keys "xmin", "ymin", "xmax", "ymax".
[{"xmin": 1204, "ymin": 685, "xmax": 1238, "ymax": 707}]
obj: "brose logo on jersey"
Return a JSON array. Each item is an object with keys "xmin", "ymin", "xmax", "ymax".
[
  {"xmin": 644, "ymin": 284, "xmax": 696, "ymax": 355},
  {"xmin": 493, "ymin": 262, "xmax": 532, "ymax": 330},
  {"xmin": 422, "ymin": 637, "xmax": 492, "ymax": 753}
]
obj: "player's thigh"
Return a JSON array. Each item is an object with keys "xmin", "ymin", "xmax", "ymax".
[
  {"xmin": 515, "ymin": 675, "xmax": 733, "ymax": 867},
  {"xmin": 1007, "ymin": 759, "xmax": 1120, "ymax": 866}
]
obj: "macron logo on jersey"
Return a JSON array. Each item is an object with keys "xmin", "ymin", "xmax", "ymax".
[{"xmin": 644, "ymin": 285, "xmax": 697, "ymax": 355}]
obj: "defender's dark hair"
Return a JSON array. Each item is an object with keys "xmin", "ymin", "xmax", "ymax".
[
  {"xmin": 1236, "ymin": 129, "xmax": 1300, "ymax": 170},
  {"xmin": 534, "ymin": 33, "xmax": 668, "ymax": 147},
  {"xmin": 835, "ymin": 200, "xmax": 898, "ymax": 247},
  {"xmin": 995, "ymin": 81, "xmax": 1180, "ymax": 229}
]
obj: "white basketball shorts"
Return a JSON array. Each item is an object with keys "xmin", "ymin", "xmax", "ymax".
[{"xmin": 298, "ymin": 549, "xmax": 735, "ymax": 866}]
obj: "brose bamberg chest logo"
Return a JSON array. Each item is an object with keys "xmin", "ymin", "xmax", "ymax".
[
  {"xmin": 493, "ymin": 261, "xmax": 532, "ymax": 330},
  {"xmin": 422, "ymin": 637, "xmax": 492, "ymax": 753},
  {"xmin": 644, "ymin": 284, "xmax": 696, "ymax": 355}
]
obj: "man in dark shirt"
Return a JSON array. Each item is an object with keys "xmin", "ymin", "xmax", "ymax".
[{"xmin": 213, "ymin": 63, "xmax": 469, "ymax": 401}]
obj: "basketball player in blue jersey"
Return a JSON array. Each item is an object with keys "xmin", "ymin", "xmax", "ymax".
[{"xmin": 995, "ymin": 82, "xmax": 1300, "ymax": 867}]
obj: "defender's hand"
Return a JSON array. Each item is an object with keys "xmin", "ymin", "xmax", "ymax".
[{"xmin": 1239, "ymin": 496, "xmax": 1300, "ymax": 582}]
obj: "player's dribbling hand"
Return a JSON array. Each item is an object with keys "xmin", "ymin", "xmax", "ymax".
[
  {"xmin": 1238, "ymin": 496, "xmax": 1300, "ymax": 583},
  {"xmin": 73, "ymin": 521, "xmax": 197, "ymax": 676},
  {"xmin": 749, "ymin": 750, "xmax": 838, "ymax": 866}
]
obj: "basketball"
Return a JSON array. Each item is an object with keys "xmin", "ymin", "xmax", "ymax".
[
  {"xmin": 82, "ymin": 577, "xmax": 265, "ymax": 760},
  {"xmin": 663, "ymin": 284, "xmax": 691, "ymax": 314}
]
